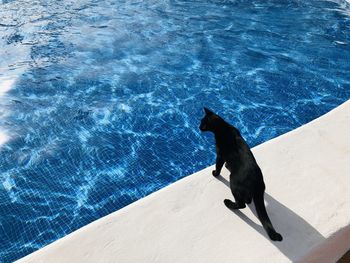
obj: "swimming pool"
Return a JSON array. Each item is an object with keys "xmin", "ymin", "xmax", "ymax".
[{"xmin": 0, "ymin": 0, "xmax": 349, "ymax": 261}]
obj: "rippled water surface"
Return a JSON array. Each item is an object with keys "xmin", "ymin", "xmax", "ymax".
[{"xmin": 0, "ymin": 0, "xmax": 350, "ymax": 261}]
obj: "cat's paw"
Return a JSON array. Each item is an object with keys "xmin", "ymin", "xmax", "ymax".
[
  {"xmin": 224, "ymin": 199, "xmax": 235, "ymax": 209},
  {"xmin": 224, "ymin": 199, "xmax": 246, "ymax": 210},
  {"xmin": 269, "ymin": 231, "xmax": 283, "ymax": 242},
  {"xmin": 212, "ymin": 170, "xmax": 219, "ymax": 177}
]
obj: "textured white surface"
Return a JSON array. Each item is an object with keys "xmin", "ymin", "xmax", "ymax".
[{"xmin": 17, "ymin": 100, "xmax": 350, "ymax": 263}]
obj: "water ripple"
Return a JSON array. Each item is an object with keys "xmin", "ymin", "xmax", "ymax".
[{"xmin": 0, "ymin": 0, "xmax": 350, "ymax": 262}]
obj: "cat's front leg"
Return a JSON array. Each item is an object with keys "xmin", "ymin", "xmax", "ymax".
[{"xmin": 212, "ymin": 156, "xmax": 224, "ymax": 177}]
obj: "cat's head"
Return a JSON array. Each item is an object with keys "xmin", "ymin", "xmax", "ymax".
[{"xmin": 199, "ymin": 107, "xmax": 220, "ymax": 132}]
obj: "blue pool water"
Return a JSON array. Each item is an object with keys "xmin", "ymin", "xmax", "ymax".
[{"xmin": 0, "ymin": 0, "xmax": 350, "ymax": 261}]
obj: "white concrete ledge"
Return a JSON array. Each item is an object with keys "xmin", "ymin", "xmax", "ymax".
[{"xmin": 17, "ymin": 100, "xmax": 350, "ymax": 263}]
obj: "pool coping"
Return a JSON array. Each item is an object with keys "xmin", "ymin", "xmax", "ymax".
[{"xmin": 17, "ymin": 100, "xmax": 350, "ymax": 263}]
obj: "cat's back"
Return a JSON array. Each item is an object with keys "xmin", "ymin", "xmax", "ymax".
[{"xmin": 227, "ymin": 124, "xmax": 260, "ymax": 168}]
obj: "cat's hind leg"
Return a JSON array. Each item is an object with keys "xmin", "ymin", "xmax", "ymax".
[
  {"xmin": 224, "ymin": 180, "xmax": 246, "ymax": 209},
  {"xmin": 224, "ymin": 193, "xmax": 246, "ymax": 210}
]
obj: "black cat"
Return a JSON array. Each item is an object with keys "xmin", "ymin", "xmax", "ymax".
[{"xmin": 200, "ymin": 107, "xmax": 283, "ymax": 242}]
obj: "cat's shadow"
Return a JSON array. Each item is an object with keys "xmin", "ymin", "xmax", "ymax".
[{"xmin": 216, "ymin": 175, "xmax": 325, "ymax": 262}]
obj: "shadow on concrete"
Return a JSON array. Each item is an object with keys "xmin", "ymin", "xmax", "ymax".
[{"xmin": 216, "ymin": 175, "xmax": 325, "ymax": 262}]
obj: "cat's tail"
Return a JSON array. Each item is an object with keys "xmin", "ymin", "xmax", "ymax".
[{"xmin": 253, "ymin": 192, "xmax": 283, "ymax": 242}]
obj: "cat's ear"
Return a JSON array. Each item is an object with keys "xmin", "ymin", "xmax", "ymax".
[{"xmin": 204, "ymin": 107, "xmax": 214, "ymax": 116}]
